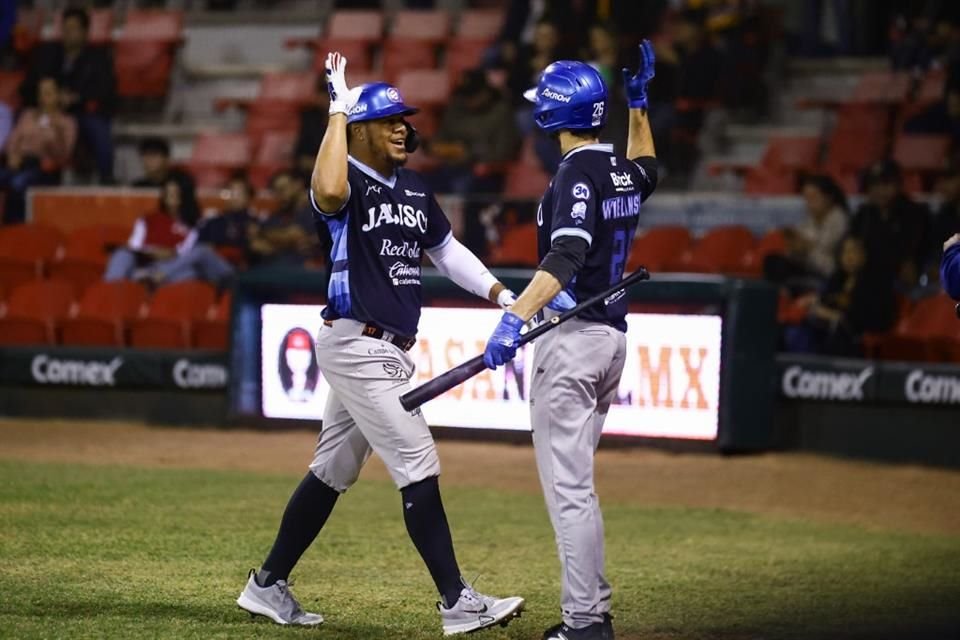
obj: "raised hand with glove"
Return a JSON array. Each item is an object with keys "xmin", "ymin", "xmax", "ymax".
[
  {"xmin": 325, "ymin": 52, "xmax": 363, "ymax": 117},
  {"xmin": 622, "ymin": 39, "xmax": 656, "ymax": 111}
]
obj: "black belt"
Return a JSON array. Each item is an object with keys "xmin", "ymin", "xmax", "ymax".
[{"xmin": 324, "ymin": 319, "xmax": 417, "ymax": 352}]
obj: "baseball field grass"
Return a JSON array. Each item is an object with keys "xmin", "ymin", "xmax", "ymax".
[{"xmin": 1, "ymin": 420, "xmax": 959, "ymax": 639}]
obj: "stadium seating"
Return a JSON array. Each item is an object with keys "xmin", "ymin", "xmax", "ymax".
[
  {"xmin": 0, "ymin": 71, "xmax": 25, "ymax": 109},
  {"xmin": 291, "ymin": 10, "xmax": 385, "ymax": 74},
  {"xmin": 187, "ymin": 133, "xmax": 252, "ymax": 189},
  {"xmin": 662, "ymin": 226, "xmax": 756, "ymax": 273},
  {"xmin": 0, "ymin": 279, "xmax": 75, "ymax": 346},
  {"xmin": 192, "ymin": 292, "xmax": 232, "ymax": 350},
  {"xmin": 488, "ymin": 223, "xmax": 539, "ymax": 267},
  {"xmin": 864, "ymin": 293, "xmax": 960, "ymax": 362},
  {"xmin": 503, "ymin": 162, "xmax": 551, "ymax": 200},
  {"xmin": 215, "ymin": 72, "xmax": 316, "ymax": 146},
  {"xmin": 627, "ymin": 226, "xmax": 692, "ymax": 272},
  {"xmin": 129, "ymin": 281, "xmax": 218, "ymax": 349},
  {"xmin": 382, "ymin": 10, "xmax": 451, "ymax": 82},
  {"xmin": 114, "ymin": 10, "xmax": 184, "ymax": 98},
  {"xmin": 737, "ymin": 228, "xmax": 786, "ymax": 277},
  {"xmin": 13, "ymin": 8, "xmax": 44, "ymax": 55},
  {"xmin": 49, "ymin": 224, "xmax": 131, "ymax": 295},
  {"xmin": 0, "ymin": 224, "xmax": 64, "ymax": 294},
  {"xmin": 250, "ymin": 131, "xmax": 297, "ymax": 189},
  {"xmin": 60, "ymin": 281, "xmax": 148, "ymax": 347}
]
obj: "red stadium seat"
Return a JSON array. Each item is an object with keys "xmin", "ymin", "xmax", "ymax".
[
  {"xmin": 488, "ymin": 223, "xmax": 539, "ymax": 267},
  {"xmin": 48, "ymin": 224, "xmax": 130, "ymax": 294},
  {"xmin": 456, "ymin": 9, "xmax": 503, "ymax": 41},
  {"xmin": 187, "ymin": 133, "xmax": 252, "ymax": 188},
  {"xmin": 129, "ymin": 281, "xmax": 218, "ymax": 349},
  {"xmin": 446, "ymin": 40, "xmax": 491, "ymax": 85},
  {"xmin": 503, "ymin": 162, "xmax": 551, "ymax": 200},
  {"xmin": 120, "ymin": 9, "xmax": 183, "ymax": 41},
  {"xmin": 382, "ymin": 11, "xmax": 450, "ymax": 81},
  {"xmin": 0, "ymin": 279, "xmax": 75, "ymax": 345},
  {"xmin": 61, "ymin": 281, "xmax": 148, "ymax": 347},
  {"xmin": 663, "ymin": 226, "xmax": 756, "ymax": 274},
  {"xmin": 250, "ymin": 132, "xmax": 297, "ymax": 189},
  {"xmin": 0, "ymin": 224, "xmax": 65, "ymax": 292},
  {"xmin": 311, "ymin": 40, "xmax": 373, "ymax": 74},
  {"xmin": 13, "ymin": 8, "xmax": 44, "ymax": 55},
  {"xmin": 326, "ymin": 10, "xmax": 384, "ymax": 42},
  {"xmin": 0, "ymin": 71, "xmax": 25, "ymax": 109},
  {"xmin": 763, "ymin": 136, "xmax": 820, "ymax": 173},
  {"xmin": 192, "ymin": 292, "xmax": 232, "ymax": 350},
  {"xmin": 893, "ymin": 134, "xmax": 951, "ymax": 172},
  {"xmin": 864, "ymin": 293, "xmax": 959, "ymax": 362},
  {"xmin": 627, "ymin": 226, "xmax": 691, "ymax": 272},
  {"xmin": 849, "ymin": 71, "xmax": 911, "ymax": 105},
  {"xmin": 744, "ymin": 166, "xmax": 796, "ymax": 195},
  {"xmin": 738, "ymin": 228, "xmax": 786, "ymax": 277}
]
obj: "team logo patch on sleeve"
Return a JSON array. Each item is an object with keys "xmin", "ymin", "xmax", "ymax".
[
  {"xmin": 570, "ymin": 201, "xmax": 587, "ymax": 223},
  {"xmin": 572, "ymin": 182, "xmax": 591, "ymax": 199}
]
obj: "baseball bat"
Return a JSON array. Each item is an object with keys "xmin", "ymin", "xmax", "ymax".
[{"xmin": 399, "ymin": 267, "xmax": 651, "ymax": 411}]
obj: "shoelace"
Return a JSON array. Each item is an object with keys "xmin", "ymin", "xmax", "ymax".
[{"xmin": 273, "ymin": 580, "xmax": 305, "ymax": 617}]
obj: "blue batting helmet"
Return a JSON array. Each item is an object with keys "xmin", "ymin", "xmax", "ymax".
[
  {"xmin": 347, "ymin": 82, "xmax": 419, "ymax": 124},
  {"xmin": 523, "ymin": 61, "xmax": 608, "ymax": 132}
]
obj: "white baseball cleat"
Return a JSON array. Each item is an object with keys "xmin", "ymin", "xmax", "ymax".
[
  {"xmin": 236, "ymin": 569, "xmax": 324, "ymax": 626},
  {"xmin": 438, "ymin": 584, "xmax": 525, "ymax": 635}
]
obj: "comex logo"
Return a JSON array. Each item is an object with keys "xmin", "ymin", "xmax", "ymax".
[
  {"xmin": 781, "ymin": 365, "xmax": 873, "ymax": 401},
  {"xmin": 905, "ymin": 370, "xmax": 960, "ymax": 404},
  {"xmin": 541, "ymin": 88, "xmax": 571, "ymax": 103},
  {"xmin": 31, "ymin": 355, "xmax": 123, "ymax": 386},
  {"xmin": 173, "ymin": 359, "xmax": 228, "ymax": 389}
]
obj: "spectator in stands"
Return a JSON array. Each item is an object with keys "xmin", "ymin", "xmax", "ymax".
[
  {"xmin": 104, "ymin": 177, "xmax": 233, "ymax": 287},
  {"xmin": 584, "ymin": 22, "xmax": 621, "ymax": 87},
  {"xmin": 904, "ymin": 62, "xmax": 960, "ymax": 140},
  {"xmin": 787, "ymin": 236, "xmax": 897, "ymax": 357},
  {"xmin": 249, "ymin": 170, "xmax": 321, "ymax": 268},
  {"xmin": 504, "ymin": 18, "xmax": 571, "ymax": 108},
  {"xmin": 294, "ymin": 77, "xmax": 330, "ymax": 176},
  {"xmin": 942, "ymin": 233, "xmax": 960, "ymax": 300},
  {"xmin": 850, "ymin": 159, "xmax": 931, "ymax": 289},
  {"xmin": 764, "ymin": 175, "xmax": 849, "ymax": 290},
  {"xmin": 0, "ymin": 76, "xmax": 76, "ymax": 224},
  {"xmin": 132, "ymin": 137, "xmax": 197, "ymax": 205},
  {"xmin": 197, "ymin": 173, "xmax": 259, "ymax": 269},
  {"xmin": 20, "ymin": 7, "xmax": 116, "ymax": 183}
]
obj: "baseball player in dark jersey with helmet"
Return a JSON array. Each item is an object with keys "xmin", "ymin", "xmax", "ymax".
[
  {"xmin": 237, "ymin": 52, "xmax": 524, "ymax": 635},
  {"xmin": 483, "ymin": 42, "xmax": 659, "ymax": 640}
]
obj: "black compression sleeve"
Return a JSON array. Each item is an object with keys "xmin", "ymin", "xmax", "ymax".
[
  {"xmin": 539, "ymin": 236, "xmax": 589, "ymax": 287},
  {"xmin": 631, "ymin": 155, "xmax": 659, "ymax": 199}
]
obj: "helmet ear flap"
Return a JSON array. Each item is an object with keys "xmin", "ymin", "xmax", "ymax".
[{"xmin": 404, "ymin": 121, "xmax": 419, "ymax": 153}]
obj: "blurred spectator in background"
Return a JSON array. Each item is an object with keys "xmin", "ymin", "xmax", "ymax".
[
  {"xmin": 584, "ymin": 22, "xmax": 621, "ymax": 87},
  {"xmin": 249, "ymin": 170, "xmax": 322, "ymax": 269},
  {"xmin": 20, "ymin": 7, "xmax": 116, "ymax": 183},
  {"xmin": 197, "ymin": 173, "xmax": 259, "ymax": 269},
  {"xmin": 424, "ymin": 70, "xmax": 519, "ymax": 255},
  {"xmin": 294, "ymin": 76, "xmax": 330, "ymax": 176},
  {"xmin": 942, "ymin": 232, "xmax": 960, "ymax": 300},
  {"xmin": 104, "ymin": 178, "xmax": 233, "ymax": 287},
  {"xmin": 504, "ymin": 18, "xmax": 571, "ymax": 108},
  {"xmin": 786, "ymin": 236, "xmax": 897, "ymax": 357},
  {"xmin": 850, "ymin": 159, "xmax": 931, "ymax": 289},
  {"xmin": 904, "ymin": 63, "xmax": 960, "ymax": 140},
  {"xmin": 132, "ymin": 137, "xmax": 197, "ymax": 204},
  {"xmin": 0, "ymin": 76, "xmax": 76, "ymax": 224},
  {"xmin": 764, "ymin": 174, "xmax": 848, "ymax": 290}
]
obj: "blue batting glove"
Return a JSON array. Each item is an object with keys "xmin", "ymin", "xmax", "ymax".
[
  {"xmin": 483, "ymin": 312, "xmax": 524, "ymax": 370},
  {"xmin": 546, "ymin": 290, "xmax": 576, "ymax": 312},
  {"xmin": 622, "ymin": 39, "xmax": 656, "ymax": 109}
]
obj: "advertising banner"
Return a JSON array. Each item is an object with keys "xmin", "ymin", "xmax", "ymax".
[
  {"xmin": 261, "ymin": 304, "xmax": 723, "ymax": 440},
  {"xmin": 0, "ymin": 347, "xmax": 227, "ymax": 390}
]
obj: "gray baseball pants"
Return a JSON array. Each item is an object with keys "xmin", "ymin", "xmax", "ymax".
[
  {"xmin": 530, "ymin": 315, "xmax": 627, "ymax": 629},
  {"xmin": 309, "ymin": 318, "xmax": 441, "ymax": 491}
]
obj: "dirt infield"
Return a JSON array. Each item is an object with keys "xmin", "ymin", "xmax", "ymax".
[{"xmin": 2, "ymin": 417, "xmax": 959, "ymax": 536}]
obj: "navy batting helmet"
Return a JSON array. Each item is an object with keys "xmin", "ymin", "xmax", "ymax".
[
  {"xmin": 347, "ymin": 82, "xmax": 419, "ymax": 124},
  {"xmin": 524, "ymin": 61, "xmax": 608, "ymax": 132}
]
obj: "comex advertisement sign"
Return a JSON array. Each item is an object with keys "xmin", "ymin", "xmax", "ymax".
[{"xmin": 261, "ymin": 304, "xmax": 723, "ymax": 440}]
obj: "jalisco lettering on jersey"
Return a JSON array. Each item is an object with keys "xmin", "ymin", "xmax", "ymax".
[
  {"xmin": 601, "ymin": 194, "xmax": 641, "ymax": 220},
  {"xmin": 362, "ymin": 203, "xmax": 428, "ymax": 233}
]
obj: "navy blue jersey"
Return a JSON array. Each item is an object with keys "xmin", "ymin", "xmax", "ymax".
[
  {"xmin": 311, "ymin": 156, "xmax": 452, "ymax": 337},
  {"xmin": 536, "ymin": 143, "xmax": 656, "ymax": 332}
]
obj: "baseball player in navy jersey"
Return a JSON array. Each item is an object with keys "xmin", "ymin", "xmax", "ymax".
[
  {"xmin": 483, "ymin": 42, "xmax": 659, "ymax": 640},
  {"xmin": 237, "ymin": 52, "xmax": 524, "ymax": 635}
]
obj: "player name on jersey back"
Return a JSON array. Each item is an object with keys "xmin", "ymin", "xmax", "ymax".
[{"xmin": 601, "ymin": 193, "xmax": 641, "ymax": 220}]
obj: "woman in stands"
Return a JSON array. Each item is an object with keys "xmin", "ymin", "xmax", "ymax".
[
  {"xmin": 764, "ymin": 174, "xmax": 849, "ymax": 292},
  {"xmin": 0, "ymin": 76, "xmax": 76, "ymax": 224},
  {"xmin": 103, "ymin": 177, "xmax": 233, "ymax": 288}
]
